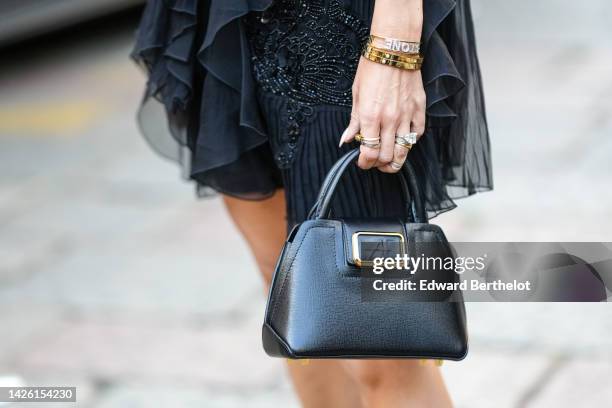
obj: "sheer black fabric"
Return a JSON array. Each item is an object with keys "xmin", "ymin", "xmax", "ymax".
[{"xmin": 132, "ymin": 0, "xmax": 492, "ymax": 223}]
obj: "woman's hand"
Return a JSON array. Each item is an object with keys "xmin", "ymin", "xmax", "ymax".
[{"xmin": 339, "ymin": 0, "xmax": 426, "ymax": 173}]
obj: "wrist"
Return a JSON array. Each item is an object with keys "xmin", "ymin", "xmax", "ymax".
[{"xmin": 370, "ymin": 0, "xmax": 423, "ymax": 42}]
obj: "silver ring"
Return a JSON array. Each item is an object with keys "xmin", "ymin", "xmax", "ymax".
[
  {"xmin": 396, "ymin": 132, "xmax": 418, "ymax": 145},
  {"xmin": 361, "ymin": 141, "xmax": 381, "ymax": 149},
  {"xmin": 390, "ymin": 161, "xmax": 403, "ymax": 170}
]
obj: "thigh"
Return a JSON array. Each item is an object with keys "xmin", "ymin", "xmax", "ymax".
[{"xmin": 222, "ymin": 189, "xmax": 287, "ymax": 285}]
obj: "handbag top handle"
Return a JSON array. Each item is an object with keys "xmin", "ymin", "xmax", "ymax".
[{"xmin": 307, "ymin": 148, "xmax": 427, "ymax": 223}]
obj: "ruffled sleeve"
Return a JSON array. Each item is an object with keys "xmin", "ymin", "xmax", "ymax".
[
  {"xmin": 411, "ymin": 0, "xmax": 493, "ymax": 214},
  {"xmin": 132, "ymin": 0, "xmax": 282, "ymax": 199}
]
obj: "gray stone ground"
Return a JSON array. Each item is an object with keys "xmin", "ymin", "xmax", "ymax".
[{"xmin": 0, "ymin": 1, "xmax": 611, "ymax": 407}]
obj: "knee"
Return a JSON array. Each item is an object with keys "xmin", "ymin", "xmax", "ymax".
[
  {"xmin": 356, "ymin": 370, "xmax": 384, "ymax": 391},
  {"xmin": 345, "ymin": 361, "xmax": 387, "ymax": 391},
  {"xmin": 350, "ymin": 362, "xmax": 392, "ymax": 407},
  {"xmin": 347, "ymin": 360, "xmax": 423, "ymax": 391},
  {"xmin": 345, "ymin": 360, "xmax": 451, "ymax": 407}
]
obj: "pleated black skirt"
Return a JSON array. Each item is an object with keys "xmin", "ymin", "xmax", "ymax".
[{"xmin": 132, "ymin": 0, "xmax": 493, "ymax": 227}]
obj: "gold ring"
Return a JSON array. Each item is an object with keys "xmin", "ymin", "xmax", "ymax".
[
  {"xmin": 395, "ymin": 139, "xmax": 413, "ymax": 150},
  {"xmin": 355, "ymin": 133, "xmax": 381, "ymax": 149},
  {"xmin": 355, "ymin": 133, "xmax": 380, "ymax": 143}
]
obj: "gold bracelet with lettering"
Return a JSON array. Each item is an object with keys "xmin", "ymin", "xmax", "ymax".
[{"xmin": 369, "ymin": 34, "xmax": 421, "ymax": 54}]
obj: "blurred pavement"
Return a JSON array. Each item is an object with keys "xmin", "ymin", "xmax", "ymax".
[{"xmin": 1, "ymin": 1, "xmax": 612, "ymax": 407}]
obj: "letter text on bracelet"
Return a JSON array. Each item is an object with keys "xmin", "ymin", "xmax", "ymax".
[{"xmin": 370, "ymin": 34, "xmax": 420, "ymax": 54}]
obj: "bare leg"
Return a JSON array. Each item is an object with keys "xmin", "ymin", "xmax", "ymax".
[
  {"xmin": 343, "ymin": 360, "xmax": 453, "ymax": 407},
  {"xmin": 223, "ymin": 191, "xmax": 453, "ymax": 407},
  {"xmin": 222, "ymin": 190, "xmax": 287, "ymax": 285},
  {"xmin": 223, "ymin": 190, "xmax": 362, "ymax": 408}
]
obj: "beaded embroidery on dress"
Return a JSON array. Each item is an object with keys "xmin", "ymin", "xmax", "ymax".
[{"xmin": 245, "ymin": 0, "xmax": 369, "ymax": 168}]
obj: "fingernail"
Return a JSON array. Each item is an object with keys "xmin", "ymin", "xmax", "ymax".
[{"xmin": 338, "ymin": 129, "xmax": 348, "ymax": 147}]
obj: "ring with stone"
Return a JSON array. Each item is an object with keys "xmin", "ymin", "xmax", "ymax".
[{"xmin": 396, "ymin": 132, "xmax": 418, "ymax": 146}]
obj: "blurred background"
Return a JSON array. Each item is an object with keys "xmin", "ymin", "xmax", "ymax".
[{"xmin": 0, "ymin": 0, "xmax": 611, "ymax": 407}]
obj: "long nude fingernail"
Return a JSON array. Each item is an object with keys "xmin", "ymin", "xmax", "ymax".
[{"xmin": 338, "ymin": 129, "xmax": 348, "ymax": 147}]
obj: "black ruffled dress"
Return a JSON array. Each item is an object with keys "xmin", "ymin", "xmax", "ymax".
[{"xmin": 132, "ymin": 0, "xmax": 492, "ymax": 227}]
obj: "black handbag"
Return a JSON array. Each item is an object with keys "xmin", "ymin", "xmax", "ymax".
[{"xmin": 262, "ymin": 148, "xmax": 468, "ymax": 360}]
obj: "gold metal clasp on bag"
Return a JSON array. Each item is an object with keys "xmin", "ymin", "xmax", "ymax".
[{"xmin": 351, "ymin": 232, "xmax": 405, "ymax": 267}]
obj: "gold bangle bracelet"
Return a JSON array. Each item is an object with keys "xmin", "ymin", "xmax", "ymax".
[
  {"xmin": 363, "ymin": 45, "xmax": 424, "ymax": 64},
  {"xmin": 364, "ymin": 56, "xmax": 422, "ymax": 70},
  {"xmin": 362, "ymin": 52, "xmax": 422, "ymax": 71},
  {"xmin": 369, "ymin": 34, "xmax": 421, "ymax": 54},
  {"xmin": 364, "ymin": 42, "xmax": 423, "ymax": 60},
  {"xmin": 362, "ymin": 46, "xmax": 423, "ymax": 64}
]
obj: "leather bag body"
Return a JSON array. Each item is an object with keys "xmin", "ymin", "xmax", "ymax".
[{"xmin": 262, "ymin": 149, "xmax": 468, "ymax": 360}]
